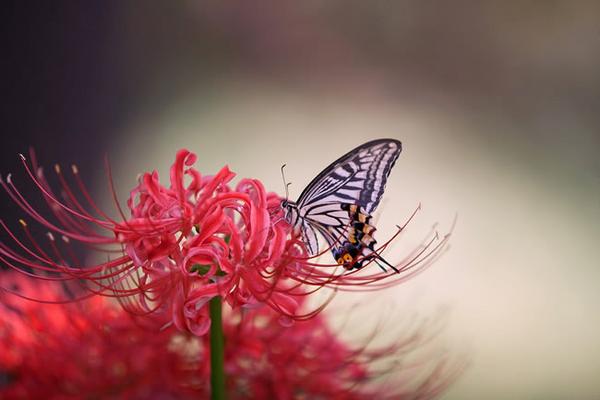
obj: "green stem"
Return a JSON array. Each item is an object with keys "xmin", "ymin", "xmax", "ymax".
[{"xmin": 209, "ymin": 296, "xmax": 226, "ymax": 400}]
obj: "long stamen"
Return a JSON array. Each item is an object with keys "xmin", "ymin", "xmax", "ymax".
[{"xmin": 19, "ymin": 154, "xmax": 113, "ymax": 230}]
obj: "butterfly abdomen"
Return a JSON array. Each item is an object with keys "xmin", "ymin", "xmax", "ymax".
[{"xmin": 334, "ymin": 204, "xmax": 379, "ymax": 270}]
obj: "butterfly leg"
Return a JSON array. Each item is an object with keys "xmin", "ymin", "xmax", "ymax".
[
  {"xmin": 363, "ymin": 243, "xmax": 399, "ymax": 273},
  {"xmin": 373, "ymin": 254, "xmax": 400, "ymax": 274}
]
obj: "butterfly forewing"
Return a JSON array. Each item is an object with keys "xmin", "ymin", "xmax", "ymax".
[{"xmin": 297, "ymin": 139, "xmax": 401, "ymax": 214}]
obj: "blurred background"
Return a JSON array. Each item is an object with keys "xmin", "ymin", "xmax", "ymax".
[{"xmin": 3, "ymin": 2, "xmax": 599, "ymax": 399}]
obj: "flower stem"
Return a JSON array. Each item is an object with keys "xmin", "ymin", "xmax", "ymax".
[{"xmin": 209, "ymin": 296, "xmax": 226, "ymax": 400}]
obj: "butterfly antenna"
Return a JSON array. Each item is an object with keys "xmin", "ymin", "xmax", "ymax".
[{"xmin": 280, "ymin": 163, "xmax": 291, "ymax": 201}]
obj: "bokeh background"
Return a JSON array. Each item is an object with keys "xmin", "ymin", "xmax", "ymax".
[{"xmin": 3, "ymin": 2, "xmax": 599, "ymax": 399}]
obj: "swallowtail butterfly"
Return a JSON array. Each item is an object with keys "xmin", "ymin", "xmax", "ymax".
[{"xmin": 281, "ymin": 139, "xmax": 402, "ymax": 272}]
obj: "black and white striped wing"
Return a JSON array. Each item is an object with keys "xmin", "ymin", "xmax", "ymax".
[
  {"xmin": 296, "ymin": 138, "xmax": 402, "ymax": 253},
  {"xmin": 297, "ymin": 139, "xmax": 401, "ymax": 213}
]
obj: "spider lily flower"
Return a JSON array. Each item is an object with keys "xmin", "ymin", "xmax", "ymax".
[
  {"xmin": 0, "ymin": 273, "xmax": 461, "ymax": 399},
  {"xmin": 0, "ymin": 150, "xmax": 310, "ymax": 335},
  {"xmin": 1, "ymin": 149, "xmax": 449, "ymax": 335},
  {"xmin": 0, "ymin": 272, "xmax": 202, "ymax": 399},
  {"xmin": 216, "ymin": 299, "xmax": 462, "ymax": 399}
]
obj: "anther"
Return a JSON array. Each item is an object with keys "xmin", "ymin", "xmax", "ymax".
[
  {"xmin": 71, "ymin": 164, "xmax": 79, "ymax": 174},
  {"xmin": 19, "ymin": 154, "xmax": 26, "ymax": 161},
  {"xmin": 6, "ymin": 173, "xmax": 12, "ymax": 184},
  {"xmin": 54, "ymin": 164, "xmax": 61, "ymax": 174},
  {"xmin": 18, "ymin": 219, "xmax": 27, "ymax": 227},
  {"xmin": 47, "ymin": 232, "xmax": 55, "ymax": 241},
  {"xmin": 62, "ymin": 235, "xmax": 70, "ymax": 243}
]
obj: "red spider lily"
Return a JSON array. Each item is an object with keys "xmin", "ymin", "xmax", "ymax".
[
  {"xmin": 0, "ymin": 149, "xmax": 449, "ymax": 335},
  {"xmin": 0, "ymin": 273, "xmax": 461, "ymax": 399},
  {"xmin": 0, "ymin": 273, "xmax": 203, "ymax": 399},
  {"xmin": 216, "ymin": 300, "xmax": 462, "ymax": 399}
]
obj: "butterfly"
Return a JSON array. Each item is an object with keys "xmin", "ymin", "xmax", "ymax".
[{"xmin": 281, "ymin": 138, "xmax": 402, "ymax": 272}]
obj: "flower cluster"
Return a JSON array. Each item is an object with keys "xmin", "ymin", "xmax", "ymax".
[
  {"xmin": 0, "ymin": 273, "xmax": 460, "ymax": 399},
  {"xmin": 0, "ymin": 149, "xmax": 449, "ymax": 336},
  {"xmin": 111, "ymin": 150, "xmax": 311, "ymax": 335},
  {"xmin": 217, "ymin": 302, "xmax": 460, "ymax": 399},
  {"xmin": 0, "ymin": 273, "xmax": 200, "ymax": 399}
]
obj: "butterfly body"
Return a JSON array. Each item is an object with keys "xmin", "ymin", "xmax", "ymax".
[
  {"xmin": 332, "ymin": 204, "xmax": 377, "ymax": 270},
  {"xmin": 281, "ymin": 139, "xmax": 402, "ymax": 272}
]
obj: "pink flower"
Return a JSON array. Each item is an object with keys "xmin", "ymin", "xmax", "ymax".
[
  {"xmin": 0, "ymin": 273, "xmax": 203, "ymax": 399},
  {"xmin": 1, "ymin": 149, "xmax": 449, "ymax": 336},
  {"xmin": 0, "ymin": 273, "xmax": 461, "ymax": 399},
  {"xmin": 216, "ymin": 300, "xmax": 462, "ymax": 399}
]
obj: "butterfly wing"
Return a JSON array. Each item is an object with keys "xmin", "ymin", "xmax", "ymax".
[{"xmin": 295, "ymin": 139, "xmax": 402, "ymax": 254}]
